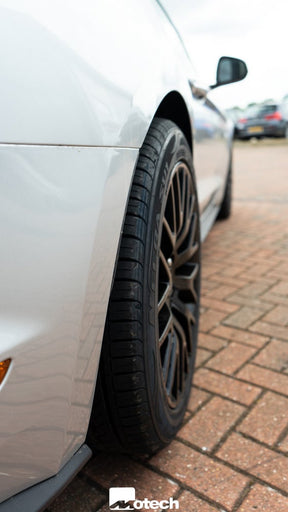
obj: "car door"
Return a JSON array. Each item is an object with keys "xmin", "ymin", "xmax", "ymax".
[{"xmin": 191, "ymin": 87, "xmax": 230, "ymax": 217}]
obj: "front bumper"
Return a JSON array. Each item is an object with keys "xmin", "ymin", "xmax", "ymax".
[{"xmin": 0, "ymin": 143, "xmax": 138, "ymax": 503}]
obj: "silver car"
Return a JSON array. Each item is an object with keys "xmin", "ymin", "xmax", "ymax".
[{"xmin": 0, "ymin": 1, "xmax": 247, "ymax": 510}]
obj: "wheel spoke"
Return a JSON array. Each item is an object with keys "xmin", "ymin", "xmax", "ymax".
[
  {"xmin": 174, "ymin": 263, "xmax": 199, "ymax": 303},
  {"xmin": 172, "ymin": 295, "xmax": 197, "ymax": 326},
  {"xmin": 176, "ymin": 203, "xmax": 196, "ymax": 251},
  {"xmin": 173, "ymin": 316, "xmax": 189, "ymax": 361},
  {"xmin": 174, "ymin": 241, "xmax": 199, "ymax": 270},
  {"xmin": 166, "ymin": 332, "xmax": 178, "ymax": 397},
  {"xmin": 162, "ymin": 331, "xmax": 176, "ymax": 384},
  {"xmin": 159, "ymin": 312, "xmax": 173, "ymax": 347},
  {"xmin": 173, "ymin": 318, "xmax": 188, "ymax": 394},
  {"xmin": 169, "ymin": 180, "xmax": 177, "ymax": 236},
  {"xmin": 173, "ymin": 172, "xmax": 183, "ymax": 236},
  {"xmin": 172, "ymin": 298, "xmax": 197, "ymax": 355},
  {"xmin": 162, "ymin": 217, "xmax": 176, "ymax": 251},
  {"xmin": 180, "ymin": 170, "xmax": 187, "ymax": 220},
  {"xmin": 158, "ymin": 251, "xmax": 173, "ymax": 312}
]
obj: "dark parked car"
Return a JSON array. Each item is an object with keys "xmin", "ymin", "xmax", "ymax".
[{"xmin": 236, "ymin": 102, "xmax": 288, "ymax": 139}]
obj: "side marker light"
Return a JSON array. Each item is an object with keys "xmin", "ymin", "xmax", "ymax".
[{"xmin": 0, "ymin": 359, "xmax": 11, "ymax": 385}]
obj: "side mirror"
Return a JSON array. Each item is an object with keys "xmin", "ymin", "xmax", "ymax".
[{"xmin": 211, "ymin": 56, "xmax": 248, "ymax": 89}]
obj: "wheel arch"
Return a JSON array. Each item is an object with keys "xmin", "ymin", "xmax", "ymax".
[
  {"xmin": 155, "ymin": 91, "xmax": 193, "ymax": 153},
  {"xmin": 108, "ymin": 91, "xmax": 194, "ymax": 293}
]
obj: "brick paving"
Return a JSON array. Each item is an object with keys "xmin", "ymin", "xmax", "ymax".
[{"xmin": 48, "ymin": 139, "xmax": 288, "ymax": 511}]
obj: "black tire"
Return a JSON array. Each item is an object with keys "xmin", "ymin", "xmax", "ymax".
[
  {"xmin": 217, "ymin": 161, "xmax": 232, "ymax": 220},
  {"xmin": 88, "ymin": 118, "xmax": 201, "ymax": 454}
]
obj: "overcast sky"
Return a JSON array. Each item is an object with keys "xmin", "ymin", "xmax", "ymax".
[{"xmin": 162, "ymin": 0, "xmax": 287, "ymax": 110}]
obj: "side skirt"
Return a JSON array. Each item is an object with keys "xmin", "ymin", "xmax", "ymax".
[{"xmin": 0, "ymin": 445, "xmax": 92, "ymax": 512}]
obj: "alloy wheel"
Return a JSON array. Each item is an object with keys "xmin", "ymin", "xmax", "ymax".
[{"xmin": 158, "ymin": 162, "xmax": 200, "ymax": 409}]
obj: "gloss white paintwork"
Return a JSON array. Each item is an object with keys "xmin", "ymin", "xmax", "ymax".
[
  {"xmin": 0, "ymin": 0, "xmax": 186, "ymax": 147},
  {"xmin": 0, "ymin": 0, "xmax": 232, "ymax": 504},
  {"xmin": 0, "ymin": 144, "xmax": 139, "ymax": 501}
]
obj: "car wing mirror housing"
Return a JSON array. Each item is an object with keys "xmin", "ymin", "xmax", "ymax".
[{"xmin": 210, "ymin": 56, "xmax": 248, "ymax": 89}]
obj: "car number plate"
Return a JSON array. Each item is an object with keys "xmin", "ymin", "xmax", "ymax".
[{"xmin": 248, "ymin": 126, "xmax": 263, "ymax": 133}]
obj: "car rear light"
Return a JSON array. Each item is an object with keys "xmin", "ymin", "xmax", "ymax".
[
  {"xmin": 0, "ymin": 359, "xmax": 11, "ymax": 384},
  {"xmin": 238, "ymin": 118, "xmax": 247, "ymax": 124},
  {"xmin": 264, "ymin": 111, "xmax": 282, "ymax": 120}
]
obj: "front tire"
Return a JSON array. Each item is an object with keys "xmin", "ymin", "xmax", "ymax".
[
  {"xmin": 88, "ymin": 118, "xmax": 201, "ymax": 454},
  {"xmin": 217, "ymin": 161, "xmax": 232, "ymax": 220}
]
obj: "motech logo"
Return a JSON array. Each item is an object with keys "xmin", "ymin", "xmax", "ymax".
[
  {"xmin": 109, "ymin": 488, "xmax": 135, "ymax": 510},
  {"xmin": 109, "ymin": 487, "xmax": 179, "ymax": 510}
]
